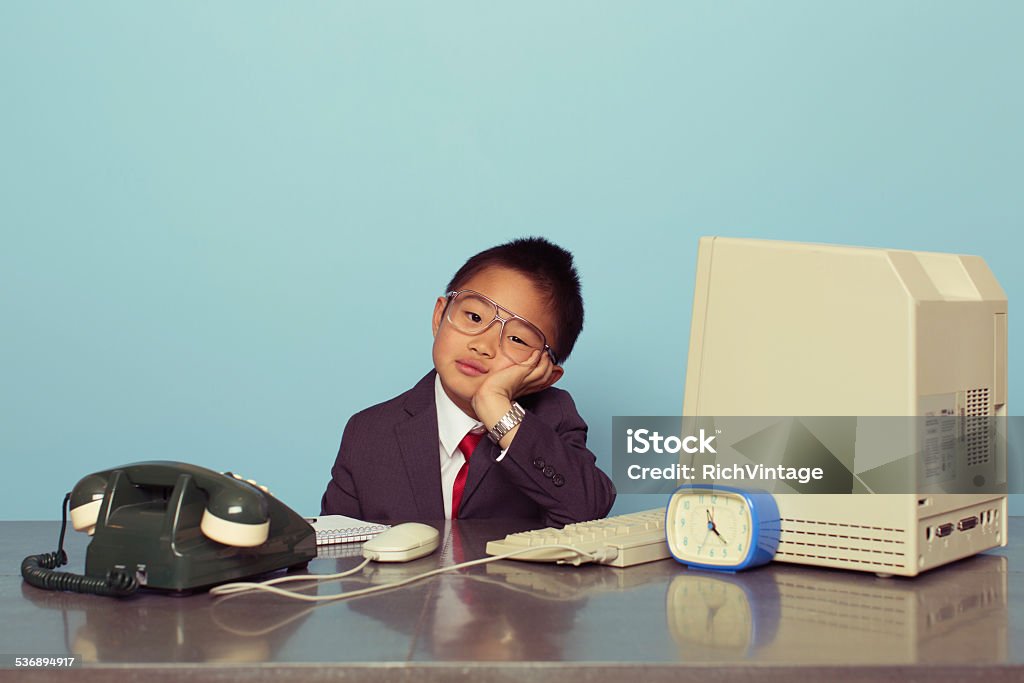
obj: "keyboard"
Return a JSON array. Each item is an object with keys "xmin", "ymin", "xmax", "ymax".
[{"xmin": 485, "ymin": 508, "xmax": 672, "ymax": 568}]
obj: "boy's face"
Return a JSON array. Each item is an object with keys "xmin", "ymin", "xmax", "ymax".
[{"xmin": 432, "ymin": 266, "xmax": 563, "ymax": 417}]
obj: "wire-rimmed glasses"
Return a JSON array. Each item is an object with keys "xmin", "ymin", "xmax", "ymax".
[{"xmin": 443, "ymin": 290, "xmax": 559, "ymax": 365}]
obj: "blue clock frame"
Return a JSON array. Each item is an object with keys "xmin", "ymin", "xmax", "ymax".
[{"xmin": 665, "ymin": 484, "xmax": 781, "ymax": 572}]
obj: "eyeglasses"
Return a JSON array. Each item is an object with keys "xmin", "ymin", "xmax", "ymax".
[{"xmin": 443, "ymin": 290, "xmax": 560, "ymax": 365}]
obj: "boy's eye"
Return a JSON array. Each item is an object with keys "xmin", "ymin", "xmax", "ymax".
[
  {"xmin": 508, "ymin": 335, "xmax": 529, "ymax": 347},
  {"xmin": 464, "ymin": 311, "xmax": 484, "ymax": 324}
]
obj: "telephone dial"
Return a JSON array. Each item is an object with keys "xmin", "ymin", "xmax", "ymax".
[{"xmin": 21, "ymin": 461, "xmax": 316, "ymax": 596}]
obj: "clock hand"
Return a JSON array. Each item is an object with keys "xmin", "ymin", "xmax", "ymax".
[
  {"xmin": 698, "ymin": 528, "xmax": 711, "ymax": 552},
  {"xmin": 706, "ymin": 508, "xmax": 726, "ymax": 542}
]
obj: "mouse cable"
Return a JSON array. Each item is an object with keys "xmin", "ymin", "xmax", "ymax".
[
  {"xmin": 209, "ymin": 544, "xmax": 612, "ymax": 603},
  {"xmin": 211, "ymin": 557, "xmax": 373, "ymax": 596}
]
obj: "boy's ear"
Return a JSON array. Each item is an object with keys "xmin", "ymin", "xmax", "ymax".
[
  {"xmin": 540, "ymin": 363, "xmax": 564, "ymax": 391},
  {"xmin": 431, "ymin": 297, "xmax": 447, "ymax": 336},
  {"xmin": 548, "ymin": 362, "xmax": 565, "ymax": 389}
]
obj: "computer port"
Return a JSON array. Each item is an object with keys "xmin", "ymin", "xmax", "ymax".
[
  {"xmin": 936, "ymin": 523, "xmax": 954, "ymax": 538},
  {"xmin": 957, "ymin": 516, "xmax": 979, "ymax": 532}
]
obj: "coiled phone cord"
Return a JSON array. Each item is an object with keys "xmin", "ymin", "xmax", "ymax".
[{"xmin": 20, "ymin": 493, "xmax": 138, "ymax": 597}]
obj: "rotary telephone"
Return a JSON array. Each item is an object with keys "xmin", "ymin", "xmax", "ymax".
[{"xmin": 21, "ymin": 461, "xmax": 316, "ymax": 596}]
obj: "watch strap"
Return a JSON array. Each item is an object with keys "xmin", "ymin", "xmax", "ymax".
[{"xmin": 487, "ymin": 401, "xmax": 525, "ymax": 444}]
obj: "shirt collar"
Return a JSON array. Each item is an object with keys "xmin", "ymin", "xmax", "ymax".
[{"xmin": 434, "ymin": 374, "xmax": 485, "ymax": 458}]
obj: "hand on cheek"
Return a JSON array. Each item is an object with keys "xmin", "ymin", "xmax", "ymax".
[
  {"xmin": 471, "ymin": 351, "xmax": 556, "ymax": 435},
  {"xmin": 517, "ymin": 351, "xmax": 557, "ymax": 396},
  {"xmin": 479, "ymin": 350, "xmax": 550, "ymax": 400}
]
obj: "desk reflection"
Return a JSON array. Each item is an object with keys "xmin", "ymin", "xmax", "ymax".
[
  {"xmin": 666, "ymin": 555, "xmax": 1008, "ymax": 663},
  {"xmin": 306, "ymin": 524, "xmax": 1012, "ymax": 664},
  {"xmin": 344, "ymin": 520, "xmax": 633, "ymax": 661},
  {"xmin": 21, "ymin": 583, "xmax": 316, "ymax": 663},
  {"xmin": 9, "ymin": 520, "xmax": 1012, "ymax": 668}
]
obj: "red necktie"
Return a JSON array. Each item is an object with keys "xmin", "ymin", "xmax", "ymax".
[{"xmin": 452, "ymin": 429, "xmax": 484, "ymax": 519}]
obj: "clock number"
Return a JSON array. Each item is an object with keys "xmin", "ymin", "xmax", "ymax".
[
  {"xmin": 738, "ymin": 543, "xmax": 743, "ymax": 553},
  {"xmin": 683, "ymin": 537, "xmax": 688, "ymax": 546},
  {"xmin": 684, "ymin": 500, "xmax": 690, "ymax": 510},
  {"xmin": 709, "ymin": 549, "xmax": 715, "ymax": 558},
  {"xmin": 711, "ymin": 495, "xmax": 717, "ymax": 505}
]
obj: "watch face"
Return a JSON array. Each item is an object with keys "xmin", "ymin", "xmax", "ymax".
[{"xmin": 667, "ymin": 489, "xmax": 755, "ymax": 567}]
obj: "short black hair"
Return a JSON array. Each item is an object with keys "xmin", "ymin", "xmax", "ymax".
[{"xmin": 445, "ymin": 237, "xmax": 584, "ymax": 363}]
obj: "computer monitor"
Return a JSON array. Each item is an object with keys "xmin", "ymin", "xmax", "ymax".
[{"xmin": 682, "ymin": 237, "xmax": 1007, "ymax": 576}]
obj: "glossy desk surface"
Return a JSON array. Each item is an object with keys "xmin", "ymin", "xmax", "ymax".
[{"xmin": 2, "ymin": 518, "xmax": 1021, "ymax": 682}]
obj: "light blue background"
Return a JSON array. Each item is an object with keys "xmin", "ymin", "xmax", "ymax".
[{"xmin": 2, "ymin": 2, "xmax": 1021, "ymax": 520}]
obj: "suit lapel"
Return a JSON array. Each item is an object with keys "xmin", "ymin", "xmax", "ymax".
[{"xmin": 395, "ymin": 372, "xmax": 446, "ymax": 520}]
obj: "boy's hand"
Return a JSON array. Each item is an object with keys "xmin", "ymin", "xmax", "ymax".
[
  {"xmin": 478, "ymin": 349, "xmax": 553, "ymax": 401},
  {"xmin": 471, "ymin": 350, "xmax": 556, "ymax": 440}
]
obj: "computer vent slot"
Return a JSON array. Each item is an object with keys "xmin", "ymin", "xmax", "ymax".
[
  {"xmin": 965, "ymin": 387, "xmax": 991, "ymax": 466},
  {"xmin": 776, "ymin": 518, "xmax": 908, "ymax": 571}
]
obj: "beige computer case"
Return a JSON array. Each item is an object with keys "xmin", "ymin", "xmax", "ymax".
[{"xmin": 682, "ymin": 237, "xmax": 1008, "ymax": 576}]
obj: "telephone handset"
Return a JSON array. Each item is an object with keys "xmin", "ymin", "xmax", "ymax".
[
  {"xmin": 71, "ymin": 462, "xmax": 273, "ymax": 547},
  {"xmin": 22, "ymin": 461, "xmax": 317, "ymax": 596}
]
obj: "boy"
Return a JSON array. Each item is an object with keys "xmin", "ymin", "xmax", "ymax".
[{"xmin": 320, "ymin": 237, "xmax": 615, "ymax": 526}]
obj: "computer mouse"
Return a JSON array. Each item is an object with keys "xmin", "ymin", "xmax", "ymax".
[{"xmin": 362, "ymin": 523, "xmax": 440, "ymax": 563}]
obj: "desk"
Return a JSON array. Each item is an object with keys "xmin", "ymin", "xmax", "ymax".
[{"xmin": 2, "ymin": 518, "xmax": 1021, "ymax": 682}]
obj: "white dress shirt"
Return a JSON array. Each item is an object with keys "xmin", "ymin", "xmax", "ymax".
[{"xmin": 434, "ymin": 375, "xmax": 508, "ymax": 519}]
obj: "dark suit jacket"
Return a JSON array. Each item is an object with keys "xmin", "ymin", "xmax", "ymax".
[{"xmin": 320, "ymin": 371, "xmax": 616, "ymax": 527}]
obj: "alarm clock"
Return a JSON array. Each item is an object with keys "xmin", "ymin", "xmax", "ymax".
[{"xmin": 665, "ymin": 484, "xmax": 780, "ymax": 571}]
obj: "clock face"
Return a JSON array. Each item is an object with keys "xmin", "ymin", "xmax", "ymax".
[{"xmin": 667, "ymin": 490, "xmax": 754, "ymax": 567}]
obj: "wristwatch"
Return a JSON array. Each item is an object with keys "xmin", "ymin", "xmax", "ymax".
[{"xmin": 487, "ymin": 402, "xmax": 525, "ymax": 444}]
